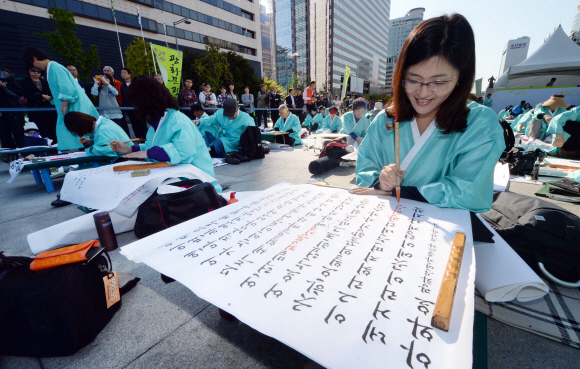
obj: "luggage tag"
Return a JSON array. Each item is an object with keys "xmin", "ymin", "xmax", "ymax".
[{"xmin": 103, "ymin": 271, "xmax": 121, "ymax": 309}]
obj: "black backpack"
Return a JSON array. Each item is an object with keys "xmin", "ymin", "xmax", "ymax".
[
  {"xmin": 498, "ymin": 119, "xmax": 515, "ymax": 155},
  {"xmin": 0, "ymin": 251, "xmax": 121, "ymax": 357},
  {"xmin": 134, "ymin": 179, "xmax": 227, "ymax": 239},
  {"xmin": 481, "ymin": 191, "xmax": 580, "ymax": 285},
  {"xmin": 501, "ymin": 147, "xmax": 547, "ymax": 175},
  {"xmin": 239, "ymin": 126, "xmax": 265, "ymax": 160}
]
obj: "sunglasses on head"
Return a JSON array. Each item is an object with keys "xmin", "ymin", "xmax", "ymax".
[{"xmin": 30, "ymin": 68, "xmax": 42, "ymax": 73}]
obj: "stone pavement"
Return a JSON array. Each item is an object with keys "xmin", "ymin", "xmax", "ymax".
[{"xmin": 1, "ymin": 147, "xmax": 579, "ymax": 369}]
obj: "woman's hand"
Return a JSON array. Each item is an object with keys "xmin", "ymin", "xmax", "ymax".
[
  {"xmin": 377, "ymin": 164, "xmax": 405, "ymax": 191},
  {"xmin": 545, "ymin": 115, "xmax": 552, "ymax": 123},
  {"xmin": 110, "ymin": 140, "xmax": 132, "ymax": 153},
  {"xmin": 79, "ymin": 137, "xmax": 93, "ymax": 145},
  {"xmin": 349, "ymin": 187, "xmax": 391, "ymax": 196},
  {"xmin": 122, "ymin": 151, "xmax": 149, "ymax": 159},
  {"xmin": 553, "ymin": 133, "xmax": 566, "ymax": 148},
  {"xmin": 93, "ymin": 77, "xmax": 99, "ymax": 84},
  {"xmin": 42, "ymin": 94, "xmax": 52, "ymax": 102},
  {"xmin": 100, "ymin": 76, "xmax": 109, "ymax": 85}
]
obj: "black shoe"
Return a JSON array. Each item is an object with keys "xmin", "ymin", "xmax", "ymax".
[
  {"xmin": 225, "ymin": 154, "xmax": 240, "ymax": 165},
  {"xmin": 51, "ymin": 193, "xmax": 72, "ymax": 207},
  {"xmin": 263, "ymin": 146, "xmax": 270, "ymax": 154},
  {"xmin": 234, "ymin": 151, "xmax": 249, "ymax": 162}
]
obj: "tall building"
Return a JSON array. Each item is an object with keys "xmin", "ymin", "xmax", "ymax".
[
  {"xmin": 259, "ymin": 0, "xmax": 276, "ymax": 79},
  {"xmin": 571, "ymin": 3, "xmax": 580, "ymax": 46},
  {"xmin": 498, "ymin": 36, "xmax": 531, "ymax": 75},
  {"xmin": 385, "ymin": 8, "xmax": 424, "ymax": 93},
  {"xmin": 274, "ymin": 0, "xmax": 310, "ymax": 88},
  {"xmin": 310, "ymin": 0, "xmax": 390, "ymax": 97},
  {"xmin": 1, "ymin": 0, "xmax": 262, "ymax": 78}
]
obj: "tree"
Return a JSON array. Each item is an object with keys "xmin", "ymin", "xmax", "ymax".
[
  {"xmin": 225, "ymin": 51, "xmax": 261, "ymax": 94},
  {"xmin": 291, "ymin": 76, "xmax": 299, "ymax": 89},
  {"xmin": 262, "ymin": 76, "xmax": 286, "ymax": 97},
  {"xmin": 124, "ymin": 37, "xmax": 155, "ymax": 77},
  {"xmin": 191, "ymin": 44, "xmax": 233, "ymax": 91},
  {"xmin": 35, "ymin": 7, "xmax": 99, "ymax": 80}
]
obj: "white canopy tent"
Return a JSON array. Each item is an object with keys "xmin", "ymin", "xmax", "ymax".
[{"xmin": 495, "ymin": 25, "xmax": 580, "ymax": 89}]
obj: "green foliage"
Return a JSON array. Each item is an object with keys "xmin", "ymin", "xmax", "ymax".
[
  {"xmin": 124, "ymin": 38, "xmax": 155, "ymax": 77},
  {"xmin": 291, "ymin": 76, "xmax": 299, "ymax": 89},
  {"xmin": 191, "ymin": 44, "xmax": 233, "ymax": 91},
  {"xmin": 35, "ymin": 7, "xmax": 99, "ymax": 80},
  {"xmin": 224, "ymin": 51, "xmax": 261, "ymax": 94},
  {"xmin": 367, "ymin": 93, "xmax": 392, "ymax": 103},
  {"xmin": 262, "ymin": 76, "xmax": 286, "ymax": 97}
]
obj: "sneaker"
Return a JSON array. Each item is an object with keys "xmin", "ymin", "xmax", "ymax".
[
  {"xmin": 225, "ymin": 154, "xmax": 240, "ymax": 165},
  {"xmin": 234, "ymin": 152, "xmax": 249, "ymax": 162}
]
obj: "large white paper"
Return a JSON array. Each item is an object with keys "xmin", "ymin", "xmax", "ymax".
[
  {"xmin": 121, "ymin": 184, "xmax": 476, "ymax": 369},
  {"xmin": 474, "ymin": 214, "xmax": 548, "ymax": 302},
  {"xmin": 7, "ymin": 152, "xmax": 87, "ymax": 183},
  {"xmin": 493, "ymin": 162, "xmax": 510, "ymax": 192},
  {"xmin": 59, "ymin": 161, "xmax": 217, "ymax": 217}
]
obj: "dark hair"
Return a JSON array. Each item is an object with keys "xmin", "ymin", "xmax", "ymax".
[
  {"xmin": 243, "ymin": 85, "xmax": 250, "ymax": 91},
  {"xmin": 185, "ymin": 78, "xmax": 193, "ymax": 82},
  {"xmin": 23, "ymin": 47, "xmax": 48, "ymax": 67},
  {"xmin": 468, "ymin": 93, "xmax": 478, "ymax": 101},
  {"xmin": 310, "ymin": 81, "xmax": 316, "ymax": 85},
  {"xmin": 220, "ymin": 85, "xmax": 227, "ymax": 90},
  {"xmin": 126, "ymin": 76, "xmax": 180, "ymax": 122},
  {"xmin": 551, "ymin": 77, "xmax": 557, "ymax": 81},
  {"xmin": 487, "ymin": 93, "xmax": 491, "ymax": 97},
  {"xmin": 64, "ymin": 64, "xmax": 75, "ymax": 68},
  {"xmin": 191, "ymin": 103, "xmax": 204, "ymax": 112},
  {"xmin": 388, "ymin": 14, "xmax": 475, "ymax": 134},
  {"xmin": 353, "ymin": 98, "xmax": 366, "ymax": 110},
  {"xmin": 520, "ymin": 100, "xmax": 525, "ymax": 105},
  {"xmin": 228, "ymin": 82, "xmax": 236, "ymax": 94},
  {"xmin": 98, "ymin": 73, "xmax": 113, "ymax": 93},
  {"xmin": 567, "ymin": 105, "xmax": 576, "ymax": 111},
  {"xmin": 288, "ymin": 88, "xmax": 294, "ymax": 93},
  {"xmin": 121, "ymin": 67, "xmax": 132, "ymax": 75},
  {"xmin": 64, "ymin": 112, "xmax": 95, "ymax": 137}
]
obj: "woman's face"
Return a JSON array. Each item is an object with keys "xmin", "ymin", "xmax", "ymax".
[
  {"xmin": 154, "ymin": 75, "xmax": 163, "ymax": 84},
  {"xmin": 244, "ymin": 87, "xmax": 249, "ymax": 93},
  {"xmin": 29, "ymin": 68, "xmax": 41, "ymax": 79},
  {"xmin": 404, "ymin": 57, "xmax": 459, "ymax": 119},
  {"xmin": 229, "ymin": 84, "xmax": 235, "ymax": 91}
]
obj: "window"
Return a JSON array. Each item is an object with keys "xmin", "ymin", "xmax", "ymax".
[
  {"xmin": 192, "ymin": 33, "xmax": 201, "ymax": 43},
  {"xmin": 166, "ymin": 25, "xmax": 175, "ymax": 36},
  {"xmin": 33, "ymin": 0, "xmax": 49, "ymax": 6},
  {"xmin": 116, "ymin": 11, "xmax": 126, "ymax": 24},
  {"xmin": 81, "ymin": 3, "xmax": 98, "ymax": 17},
  {"xmin": 125, "ymin": 13, "xmax": 138, "ymax": 26},
  {"xmin": 212, "ymin": 17, "xmax": 219, "ymax": 27},
  {"xmin": 97, "ymin": 6, "xmax": 112, "ymax": 21},
  {"xmin": 216, "ymin": 0, "xmax": 223, "ymax": 8},
  {"xmin": 175, "ymin": 28, "xmax": 184, "ymax": 39},
  {"xmin": 66, "ymin": 0, "xmax": 82, "ymax": 13},
  {"xmin": 219, "ymin": 20, "xmax": 225, "ymax": 29},
  {"xmin": 54, "ymin": 0, "xmax": 67, "ymax": 9},
  {"xmin": 181, "ymin": 6, "xmax": 189, "ymax": 17},
  {"xmin": 148, "ymin": 19, "xmax": 157, "ymax": 31},
  {"xmin": 188, "ymin": 9, "xmax": 197, "ymax": 21},
  {"xmin": 154, "ymin": 0, "xmax": 163, "ymax": 9},
  {"xmin": 184, "ymin": 30, "xmax": 193, "ymax": 40},
  {"xmin": 163, "ymin": 1, "xmax": 172, "ymax": 12},
  {"xmin": 172, "ymin": 4, "xmax": 180, "ymax": 15},
  {"xmin": 157, "ymin": 22, "xmax": 165, "ymax": 33}
]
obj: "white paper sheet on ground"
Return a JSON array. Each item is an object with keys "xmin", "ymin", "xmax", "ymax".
[
  {"xmin": 212, "ymin": 158, "xmax": 228, "ymax": 167},
  {"xmin": 543, "ymin": 158, "xmax": 580, "ymax": 168},
  {"xmin": 7, "ymin": 152, "xmax": 87, "ymax": 183},
  {"xmin": 474, "ymin": 214, "xmax": 548, "ymax": 302},
  {"xmin": 0, "ymin": 145, "xmax": 56, "ymax": 152},
  {"xmin": 493, "ymin": 162, "xmax": 510, "ymax": 192},
  {"xmin": 268, "ymin": 143, "xmax": 292, "ymax": 149},
  {"xmin": 27, "ymin": 211, "xmax": 136, "ymax": 254},
  {"xmin": 60, "ymin": 161, "xmax": 217, "ymax": 217},
  {"xmin": 121, "ymin": 183, "xmax": 475, "ymax": 369},
  {"xmin": 509, "ymin": 175, "xmax": 549, "ymax": 185}
]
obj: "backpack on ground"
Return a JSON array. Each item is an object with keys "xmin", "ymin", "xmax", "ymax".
[
  {"xmin": 481, "ymin": 191, "xmax": 580, "ymax": 287},
  {"xmin": 318, "ymin": 140, "xmax": 348, "ymax": 159},
  {"xmin": 0, "ymin": 250, "xmax": 121, "ymax": 357},
  {"xmin": 308, "ymin": 140, "xmax": 349, "ymax": 175},
  {"xmin": 239, "ymin": 126, "xmax": 265, "ymax": 161},
  {"xmin": 134, "ymin": 179, "xmax": 227, "ymax": 239},
  {"xmin": 501, "ymin": 146, "xmax": 547, "ymax": 175}
]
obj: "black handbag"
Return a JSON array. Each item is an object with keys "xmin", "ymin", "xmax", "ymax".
[
  {"xmin": 0, "ymin": 250, "xmax": 121, "ymax": 357},
  {"xmin": 134, "ymin": 179, "xmax": 227, "ymax": 239}
]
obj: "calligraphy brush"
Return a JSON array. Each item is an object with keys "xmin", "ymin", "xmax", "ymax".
[
  {"xmin": 394, "ymin": 116, "xmax": 401, "ymax": 203},
  {"xmin": 104, "ymin": 138, "xmax": 142, "ymax": 146}
]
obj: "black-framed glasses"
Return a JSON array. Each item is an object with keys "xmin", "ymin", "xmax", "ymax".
[
  {"xmin": 30, "ymin": 68, "xmax": 42, "ymax": 73},
  {"xmin": 402, "ymin": 75, "xmax": 459, "ymax": 91}
]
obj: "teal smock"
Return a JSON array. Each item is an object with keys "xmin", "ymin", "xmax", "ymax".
[
  {"xmin": 511, "ymin": 110, "xmax": 533, "ymax": 132},
  {"xmin": 198, "ymin": 109, "xmax": 255, "ymax": 153},
  {"xmin": 303, "ymin": 112, "xmax": 323, "ymax": 128},
  {"xmin": 274, "ymin": 112, "xmax": 303, "ymax": 145},
  {"xmin": 498, "ymin": 109, "xmax": 509, "ymax": 120},
  {"xmin": 140, "ymin": 109, "xmax": 221, "ymax": 192},
  {"xmin": 483, "ymin": 98, "xmax": 493, "ymax": 107},
  {"xmin": 316, "ymin": 115, "xmax": 341, "ymax": 133},
  {"xmin": 525, "ymin": 105, "xmax": 567, "ymax": 140},
  {"xmin": 370, "ymin": 110, "xmax": 391, "ymax": 129},
  {"xmin": 86, "ymin": 117, "xmax": 130, "ymax": 158},
  {"xmin": 546, "ymin": 106, "xmax": 579, "ymax": 144},
  {"xmin": 47, "ymin": 61, "xmax": 98, "ymax": 151},
  {"xmin": 340, "ymin": 111, "xmax": 370, "ymax": 138},
  {"xmin": 197, "ymin": 112, "xmax": 219, "ymax": 145},
  {"xmin": 356, "ymin": 104, "xmax": 505, "ymax": 213}
]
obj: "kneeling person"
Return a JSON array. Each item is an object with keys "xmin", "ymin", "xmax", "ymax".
[
  {"xmin": 341, "ymin": 98, "xmax": 371, "ymax": 146},
  {"xmin": 316, "ymin": 106, "xmax": 341, "ymax": 133},
  {"xmin": 64, "ymin": 111, "xmax": 130, "ymax": 158},
  {"xmin": 273, "ymin": 104, "xmax": 302, "ymax": 146},
  {"xmin": 303, "ymin": 104, "xmax": 323, "ymax": 132}
]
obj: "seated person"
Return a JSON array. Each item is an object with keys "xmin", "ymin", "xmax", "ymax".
[
  {"xmin": 274, "ymin": 104, "xmax": 303, "ymax": 146},
  {"xmin": 340, "ymin": 98, "xmax": 371, "ymax": 146},
  {"xmin": 511, "ymin": 109, "xmax": 534, "ymax": 133},
  {"xmin": 316, "ymin": 106, "xmax": 341, "ymax": 133},
  {"xmin": 191, "ymin": 103, "xmax": 208, "ymax": 121},
  {"xmin": 191, "ymin": 103, "xmax": 218, "ymax": 146},
  {"xmin": 320, "ymin": 106, "xmax": 327, "ymax": 118},
  {"xmin": 197, "ymin": 98, "xmax": 254, "ymax": 163},
  {"xmin": 527, "ymin": 95, "xmax": 568, "ymax": 141},
  {"xmin": 349, "ymin": 13, "xmax": 504, "ymax": 213},
  {"xmin": 64, "ymin": 111, "xmax": 129, "ymax": 158},
  {"xmin": 483, "ymin": 94, "xmax": 493, "ymax": 107},
  {"xmin": 498, "ymin": 105, "xmax": 512, "ymax": 120},
  {"xmin": 546, "ymin": 106, "xmax": 580, "ymax": 152},
  {"xmin": 303, "ymin": 104, "xmax": 323, "ymax": 131},
  {"xmin": 110, "ymin": 76, "xmax": 221, "ymax": 192},
  {"xmin": 365, "ymin": 102, "xmax": 384, "ymax": 121}
]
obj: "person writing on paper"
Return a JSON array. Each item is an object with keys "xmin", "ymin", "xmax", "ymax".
[
  {"xmin": 316, "ymin": 106, "xmax": 341, "ymax": 133},
  {"xmin": 303, "ymin": 104, "xmax": 323, "ymax": 132},
  {"xmin": 350, "ymin": 14, "xmax": 505, "ymax": 213},
  {"xmin": 273, "ymin": 104, "xmax": 303, "ymax": 146},
  {"xmin": 110, "ymin": 76, "xmax": 221, "ymax": 192},
  {"xmin": 526, "ymin": 95, "xmax": 568, "ymax": 142},
  {"xmin": 64, "ymin": 111, "xmax": 130, "ymax": 158},
  {"xmin": 340, "ymin": 97, "xmax": 371, "ymax": 146}
]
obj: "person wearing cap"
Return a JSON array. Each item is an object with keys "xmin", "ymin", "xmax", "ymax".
[
  {"xmin": 316, "ymin": 106, "xmax": 341, "ymax": 133},
  {"xmin": 198, "ymin": 98, "xmax": 255, "ymax": 163},
  {"xmin": 273, "ymin": 104, "xmax": 302, "ymax": 146},
  {"xmin": 526, "ymin": 95, "xmax": 568, "ymax": 141},
  {"xmin": 303, "ymin": 104, "xmax": 323, "ymax": 131},
  {"xmin": 110, "ymin": 76, "xmax": 221, "ymax": 192},
  {"xmin": 547, "ymin": 106, "xmax": 580, "ymax": 152},
  {"xmin": 340, "ymin": 98, "xmax": 371, "ymax": 145},
  {"xmin": 365, "ymin": 101, "xmax": 384, "ymax": 121}
]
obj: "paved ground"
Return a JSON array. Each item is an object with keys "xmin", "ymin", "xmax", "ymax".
[{"xmin": 1, "ymin": 146, "xmax": 579, "ymax": 369}]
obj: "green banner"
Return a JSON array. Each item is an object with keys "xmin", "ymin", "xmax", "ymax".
[
  {"xmin": 475, "ymin": 78, "xmax": 482, "ymax": 97},
  {"xmin": 151, "ymin": 43, "xmax": 183, "ymax": 98},
  {"xmin": 341, "ymin": 66, "xmax": 351, "ymax": 100}
]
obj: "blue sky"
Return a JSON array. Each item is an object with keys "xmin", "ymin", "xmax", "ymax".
[{"xmin": 389, "ymin": 0, "xmax": 577, "ymax": 86}]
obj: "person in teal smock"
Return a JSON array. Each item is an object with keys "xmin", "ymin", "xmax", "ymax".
[
  {"xmin": 340, "ymin": 99, "xmax": 370, "ymax": 145},
  {"xmin": 350, "ymin": 13, "xmax": 505, "ymax": 213},
  {"xmin": 110, "ymin": 76, "xmax": 221, "ymax": 192},
  {"xmin": 497, "ymin": 106, "xmax": 512, "ymax": 121},
  {"xmin": 24, "ymin": 47, "xmax": 98, "ymax": 151},
  {"xmin": 316, "ymin": 108, "xmax": 342, "ymax": 133},
  {"xmin": 483, "ymin": 94, "xmax": 493, "ymax": 107},
  {"xmin": 191, "ymin": 103, "xmax": 218, "ymax": 146},
  {"xmin": 303, "ymin": 104, "xmax": 323, "ymax": 131},
  {"xmin": 547, "ymin": 106, "xmax": 580, "ymax": 150},
  {"xmin": 63, "ymin": 111, "xmax": 129, "ymax": 158},
  {"xmin": 511, "ymin": 109, "xmax": 533, "ymax": 132},
  {"xmin": 198, "ymin": 98, "xmax": 255, "ymax": 162},
  {"xmin": 273, "ymin": 104, "xmax": 303, "ymax": 145},
  {"xmin": 526, "ymin": 95, "xmax": 568, "ymax": 141}
]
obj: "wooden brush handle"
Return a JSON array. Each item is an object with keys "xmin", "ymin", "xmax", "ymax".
[{"xmin": 113, "ymin": 162, "xmax": 173, "ymax": 172}]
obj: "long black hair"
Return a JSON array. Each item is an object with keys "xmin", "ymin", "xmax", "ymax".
[{"xmin": 126, "ymin": 76, "xmax": 179, "ymax": 122}]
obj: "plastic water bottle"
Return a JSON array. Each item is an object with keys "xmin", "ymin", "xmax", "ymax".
[{"xmin": 531, "ymin": 157, "xmax": 540, "ymax": 181}]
